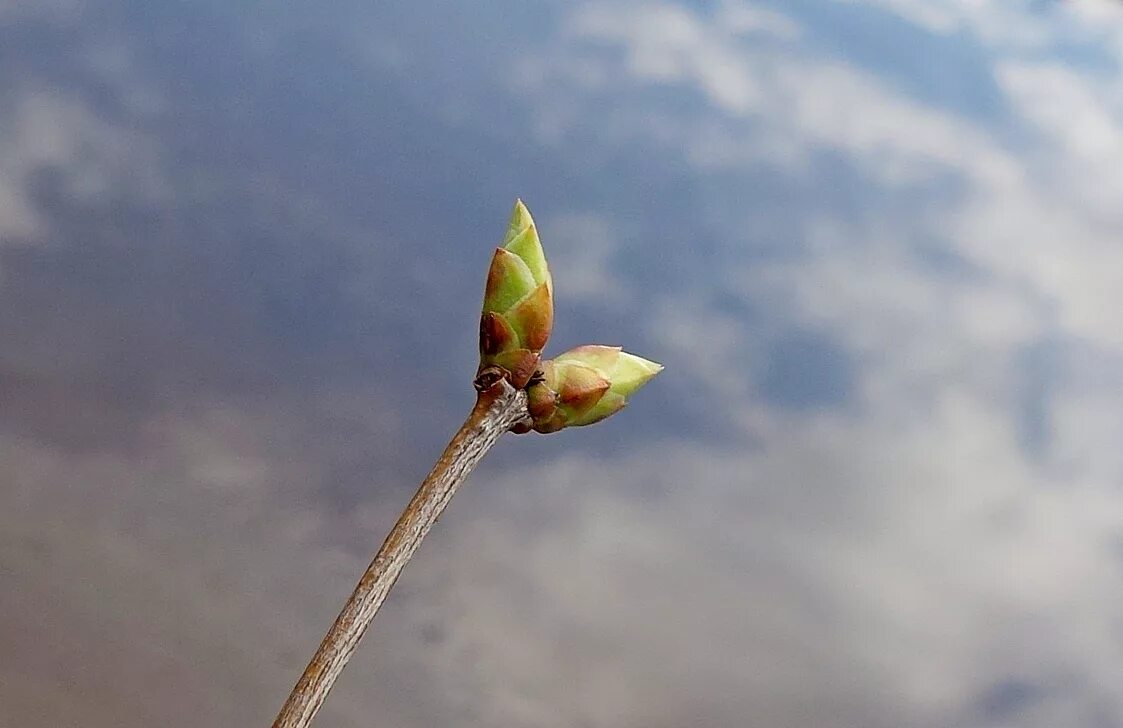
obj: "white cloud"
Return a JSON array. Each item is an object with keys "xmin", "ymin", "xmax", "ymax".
[
  {"xmin": 0, "ymin": 91, "xmax": 168, "ymax": 246},
  {"xmin": 510, "ymin": 3, "xmax": 1123, "ymax": 724},
  {"xmin": 840, "ymin": 0, "xmax": 1123, "ymax": 52},
  {"xmin": 996, "ymin": 60, "xmax": 1123, "ymax": 218},
  {"xmin": 541, "ymin": 212, "xmax": 631, "ymax": 306},
  {"xmin": 521, "ymin": 1, "xmax": 1123, "ymax": 352},
  {"xmin": 524, "ymin": 1, "xmax": 1020, "ymax": 187},
  {"xmin": 571, "ymin": 2, "xmax": 765, "ymax": 114}
]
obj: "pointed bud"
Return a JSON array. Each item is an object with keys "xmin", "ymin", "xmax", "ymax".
[
  {"xmin": 477, "ymin": 200, "xmax": 555, "ymax": 388},
  {"xmin": 522, "ymin": 345, "xmax": 662, "ymax": 433}
]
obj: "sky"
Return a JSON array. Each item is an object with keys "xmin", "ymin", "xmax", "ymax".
[{"xmin": 3, "ymin": 1, "xmax": 1123, "ymax": 726}]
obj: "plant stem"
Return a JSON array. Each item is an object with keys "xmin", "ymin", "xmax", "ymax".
[{"xmin": 272, "ymin": 379, "xmax": 529, "ymax": 728}]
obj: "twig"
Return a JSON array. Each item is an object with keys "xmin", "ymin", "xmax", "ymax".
[
  {"xmin": 272, "ymin": 379, "xmax": 529, "ymax": 728},
  {"xmin": 269, "ymin": 198, "xmax": 661, "ymax": 725}
]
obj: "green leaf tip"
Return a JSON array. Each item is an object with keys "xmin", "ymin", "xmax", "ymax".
[
  {"xmin": 501, "ymin": 199, "xmax": 534, "ymax": 246},
  {"xmin": 502, "ymin": 201, "xmax": 549, "ymax": 287}
]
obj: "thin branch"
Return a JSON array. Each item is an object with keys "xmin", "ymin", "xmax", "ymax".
[{"xmin": 272, "ymin": 379, "xmax": 529, "ymax": 728}]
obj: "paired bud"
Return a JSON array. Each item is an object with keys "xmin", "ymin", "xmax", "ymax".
[
  {"xmin": 477, "ymin": 200, "xmax": 554, "ymax": 389},
  {"xmin": 476, "ymin": 199, "xmax": 662, "ymax": 433},
  {"xmin": 524, "ymin": 345, "xmax": 663, "ymax": 433}
]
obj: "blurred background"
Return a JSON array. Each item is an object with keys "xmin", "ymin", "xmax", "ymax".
[{"xmin": 3, "ymin": 1, "xmax": 1123, "ymax": 726}]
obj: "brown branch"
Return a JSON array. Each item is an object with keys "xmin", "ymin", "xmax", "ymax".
[{"xmin": 272, "ymin": 379, "xmax": 529, "ymax": 728}]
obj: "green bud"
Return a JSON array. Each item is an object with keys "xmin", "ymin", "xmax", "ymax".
[
  {"xmin": 523, "ymin": 345, "xmax": 662, "ymax": 433},
  {"xmin": 477, "ymin": 200, "xmax": 554, "ymax": 388}
]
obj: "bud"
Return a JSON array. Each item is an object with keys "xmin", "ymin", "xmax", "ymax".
[
  {"xmin": 523, "ymin": 345, "xmax": 663, "ymax": 433},
  {"xmin": 477, "ymin": 200, "xmax": 554, "ymax": 389}
]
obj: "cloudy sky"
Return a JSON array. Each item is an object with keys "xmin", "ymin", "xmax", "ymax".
[{"xmin": 3, "ymin": 1, "xmax": 1123, "ymax": 726}]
